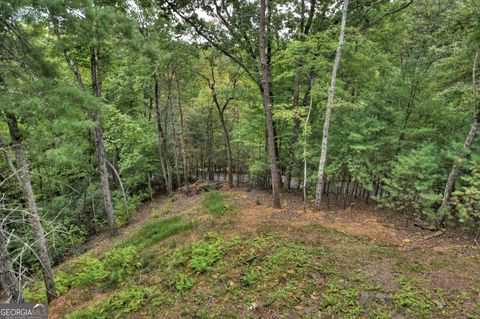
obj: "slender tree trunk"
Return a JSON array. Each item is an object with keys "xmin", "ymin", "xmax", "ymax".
[
  {"xmin": 92, "ymin": 115, "xmax": 116, "ymax": 234},
  {"xmin": 303, "ymin": 88, "xmax": 314, "ymax": 209},
  {"xmin": 202, "ymin": 57, "xmax": 235, "ymax": 187},
  {"xmin": 90, "ymin": 47, "xmax": 116, "ymax": 235},
  {"xmin": 284, "ymin": 0, "xmax": 316, "ymax": 190},
  {"xmin": 237, "ymin": 150, "xmax": 241, "ymax": 187},
  {"xmin": 217, "ymin": 110, "xmax": 234, "ymax": 187},
  {"xmin": 165, "ymin": 76, "xmax": 181, "ymax": 188},
  {"xmin": 0, "ymin": 217, "xmax": 24, "ymax": 303},
  {"xmin": 438, "ymin": 48, "xmax": 480, "ymax": 220},
  {"xmin": 172, "ymin": 142, "xmax": 180, "ymax": 185},
  {"xmin": 314, "ymin": 0, "xmax": 349, "ymax": 209},
  {"xmin": 285, "ymin": 68, "xmax": 302, "ymax": 190},
  {"xmin": 235, "ymin": 107, "xmax": 241, "ymax": 187},
  {"xmin": 5, "ymin": 115, "xmax": 57, "ymax": 303},
  {"xmin": 147, "ymin": 173, "xmax": 153, "ymax": 200},
  {"xmin": 106, "ymin": 160, "xmax": 129, "ymax": 224},
  {"xmin": 174, "ymin": 73, "xmax": 189, "ymax": 189},
  {"xmin": 154, "ymin": 77, "xmax": 173, "ymax": 194},
  {"xmin": 259, "ymin": 0, "xmax": 281, "ymax": 208},
  {"xmin": 169, "ymin": 93, "xmax": 181, "ymax": 188},
  {"xmin": 207, "ymin": 107, "xmax": 214, "ymax": 181}
]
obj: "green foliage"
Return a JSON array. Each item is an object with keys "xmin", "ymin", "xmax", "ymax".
[
  {"xmin": 451, "ymin": 163, "xmax": 480, "ymax": 225},
  {"xmin": 52, "ymin": 246, "xmax": 139, "ymax": 292},
  {"xmin": 241, "ymin": 267, "xmax": 260, "ymax": 287},
  {"xmin": 320, "ymin": 280, "xmax": 362, "ymax": 318},
  {"xmin": 189, "ymin": 239, "xmax": 223, "ymax": 273},
  {"xmin": 67, "ymin": 287, "xmax": 152, "ymax": 319},
  {"xmin": 70, "ymin": 256, "xmax": 107, "ymax": 288},
  {"xmin": 248, "ymin": 160, "xmax": 269, "ymax": 183},
  {"xmin": 103, "ymin": 246, "xmax": 143, "ymax": 287},
  {"xmin": 121, "ymin": 216, "xmax": 193, "ymax": 249},
  {"xmin": 201, "ymin": 191, "xmax": 233, "ymax": 216},
  {"xmin": 377, "ymin": 144, "xmax": 442, "ymax": 219},
  {"xmin": 173, "ymin": 273, "xmax": 197, "ymax": 293},
  {"xmin": 169, "ymin": 233, "xmax": 224, "ymax": 274},
  {"xmin": 114, "ymin": 193, "xmax": 147, "ymax": 226},
  {"xmin": 6, "ymin": 0, "xmax": 480, "ymax": 311},
  {"xmin": 26, "ymin": 216, "xmax": 193, "ymax": 302},
  {"xmin": 393, "ymin": 276, "xmax": 434, "ymax": 318}
]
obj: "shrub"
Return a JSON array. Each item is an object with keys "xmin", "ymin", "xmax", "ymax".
[
  {"xmin": 376, "ymin": 144, "xmax": 442, "ymax": 220},
  {"xmin": 71, "ymin": 256, "xmax": 106, "ymax": 288},
  {"xmin": 451, "ymin": 163, "xmax": 480, "ymax": 227}
]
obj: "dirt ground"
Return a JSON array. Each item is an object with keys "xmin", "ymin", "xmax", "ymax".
[{"xmin": 226, "ymin": 187, "xmax": 478, "ymax": 251}]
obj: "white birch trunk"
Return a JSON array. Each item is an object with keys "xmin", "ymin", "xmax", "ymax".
[{"xmin": 314, "ymin": 0, "xmax": 349, "ymax": 209}]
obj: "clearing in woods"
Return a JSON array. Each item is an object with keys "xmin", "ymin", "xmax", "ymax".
[{"xmin": 31, "ymin": 186, "xmax": 479, "ymax": 318}]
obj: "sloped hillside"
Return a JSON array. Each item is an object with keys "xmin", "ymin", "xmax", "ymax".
[{"xmin": 26, "ymin": 189, "xmax": 480, "ymax": 318}]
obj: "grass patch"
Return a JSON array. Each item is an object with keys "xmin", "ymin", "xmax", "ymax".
[
  {"xmin": 201, "ymin": 191, "xmax": 233, "ymax": 216},
  {"xmin": 121, "ymin": 216, "xmax": 193, "ymax": 249},
  {"xmin": 67, "ymin": 287, "xmax": 156, "ymax": 319}
]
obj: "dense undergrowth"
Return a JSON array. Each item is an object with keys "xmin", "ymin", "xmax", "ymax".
[{"xmin": 27, "ymin": 192, "xmax": 480, "ymax": 318}]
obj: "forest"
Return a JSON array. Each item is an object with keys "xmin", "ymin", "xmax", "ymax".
[{"xmin": 1, "ymin": 0, "xmax": 479, "ymax": 318}]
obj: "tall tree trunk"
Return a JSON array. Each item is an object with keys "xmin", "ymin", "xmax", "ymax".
[
  {"xmin": 0, "ymin": 214, "xmax": 24, "ymax": 303},
  {"xmin": 217, "ymin": 109, "xmax": 234, "ymax": 187},
  {"xmin": 438, "ymin": 48, "xmax": 480, "ymax": 220},
  {"xmin": 314, "ymin": 0, "xmax": 349, "ymax": 209},
  {"xmin": 106, "ymin": 160, "xmax": 129, "ymax": 224},
  {"xmin": 303, "ymin": 86, "xmax": 314, "ymax": 209},
  {"xmin": 259, "ymin": 0, "xmax": 281, "ymax": 208},
  {"xmin": 284, "ymin": 69, "xmax": 302, "ymax": 190},
  {"xmin": 5, "ymin": 115, "xmax": 57, "ymax": 303},
  {"xmin": 52, "ymin": 20, "xmax": 115, "ymax": 235},
  {"xmin": 174, "ymin": 73, "xmax": 190, "ymax": 189},
  {"xmin": 284, "ymin": 0, "xmax": 316, "ymax": 190},
  {"xmin": 90, "ymin": 47, "xmax": 116, "ymax": 235},
  {"xmin": 201, "ymin": 56, "xmax": 236, "ymax": 187},
  {"xmin": 168, "ymin": 86, "xmax": 181, "ymax": 188},
  {"xmin": 154, "ymin": 76, "xmax": 173, "ymax": 194},
  {"xmin": 207, "ymin": 107, "xmax": 214, "ymax": 180}
]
